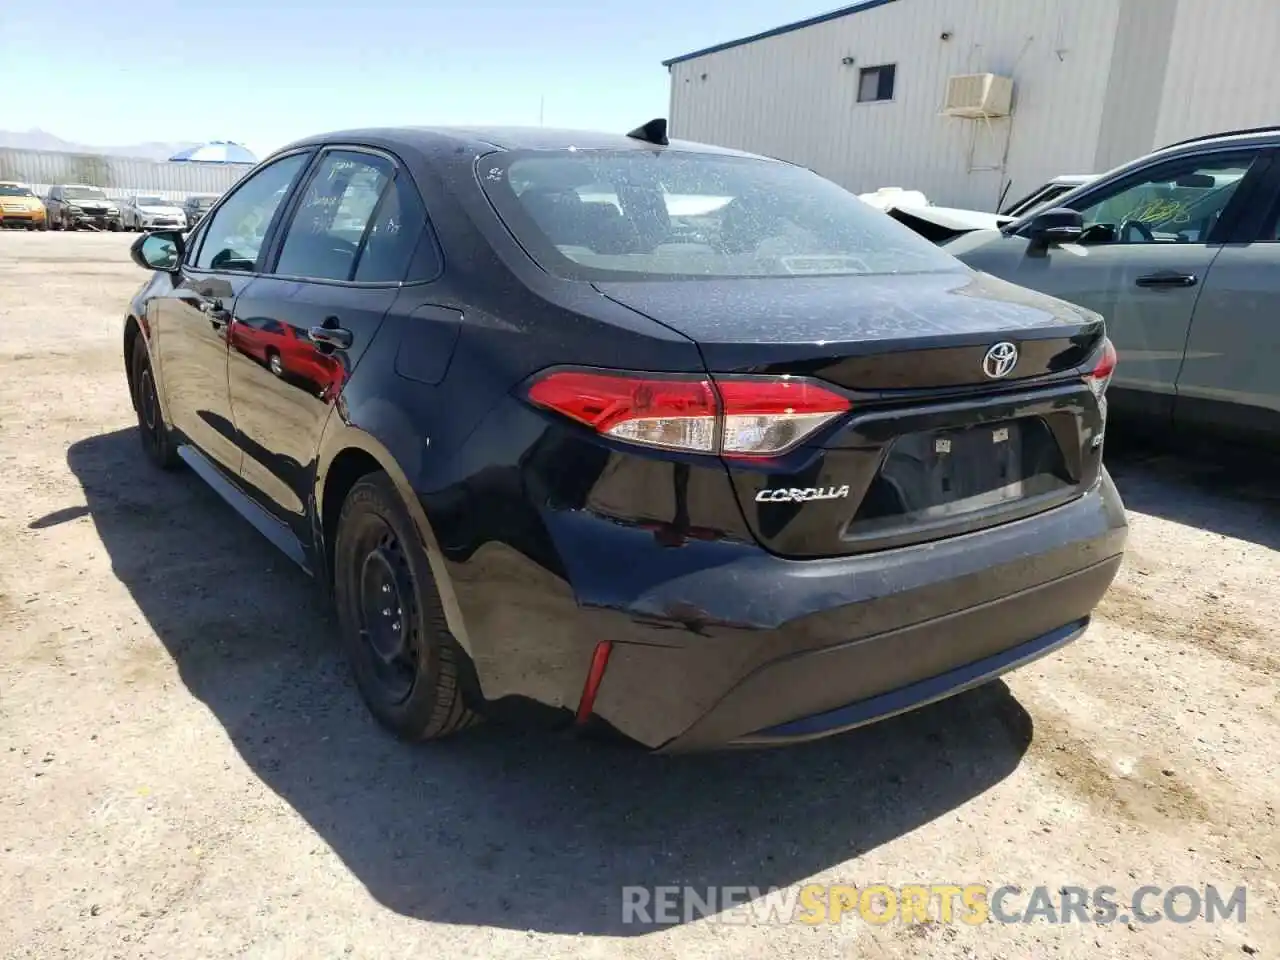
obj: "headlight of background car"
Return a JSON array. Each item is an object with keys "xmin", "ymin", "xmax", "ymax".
[{"xmin": 68, "ymin": 205, "xmax": 82, "ymax": 214}]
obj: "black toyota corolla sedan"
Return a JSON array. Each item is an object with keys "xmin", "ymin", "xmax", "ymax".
[{"xmin": 123, "ymin": 121, "xmax": 1127, "ymax": 751}]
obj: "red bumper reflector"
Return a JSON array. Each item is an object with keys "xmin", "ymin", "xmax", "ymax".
[{"xmin": 575, "ymin": 641, "xmax": 614, "ymax": 725}]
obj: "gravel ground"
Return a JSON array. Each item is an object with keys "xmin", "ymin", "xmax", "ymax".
[{"xmin": 0, "ymin": 231, "xmax": 1276, "ymax": 959}]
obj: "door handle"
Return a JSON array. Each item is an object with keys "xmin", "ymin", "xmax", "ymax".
[
  {"xmin": 1135, "ymin": 272, "xmax": 1198, "ymax": 288},
  {"xmin": 308, "ymin": 324, "xmax": 354, "ymax": 349}
]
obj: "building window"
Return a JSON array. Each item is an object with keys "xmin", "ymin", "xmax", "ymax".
[{"xmin": 858, "ymin": 64, "xmax": 896, "ymax": 102}]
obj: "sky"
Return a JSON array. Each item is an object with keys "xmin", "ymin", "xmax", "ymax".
[{"xmin": 1, "ymin": 0, "xmax": 838, "ymax": 159}]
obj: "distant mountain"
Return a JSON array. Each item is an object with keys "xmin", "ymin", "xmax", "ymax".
[{"xmin": 0, "ymin": 129, "xmax": 205, "ymax": 161}]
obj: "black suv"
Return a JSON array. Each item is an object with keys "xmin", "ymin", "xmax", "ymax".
[{"xmin": 123, "ymin": 123, "xmax": 1127, "ymax": 751}]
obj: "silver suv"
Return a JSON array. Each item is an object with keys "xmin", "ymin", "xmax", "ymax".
[{"xmin": 947, "ymin": 127, "xmax": 1280, "ymax": 447}]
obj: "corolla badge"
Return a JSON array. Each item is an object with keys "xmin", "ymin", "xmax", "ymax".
[
  {"xmin": 756, "ymin": 486, "xmax": 851, "ymax": 503},
  {"xmin": 983, "ymin": 341, "xmax": 1019, "ymax": 379}
]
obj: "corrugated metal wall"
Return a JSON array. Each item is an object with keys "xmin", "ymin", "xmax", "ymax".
[
  {"xmin": 669, "ymin": 0, "xmax": 1125, "ymax": 210},
  {"xmin": 1093, "ymin": 0, "xmax": 1177, "ymax": 173},
  {"xmin": 0, "ymin": 148, "xmax": 250, "ymax": 200},
  {"xmin": 1154, "ymin": 0, "xmax": 1280, "ymax": 147}
]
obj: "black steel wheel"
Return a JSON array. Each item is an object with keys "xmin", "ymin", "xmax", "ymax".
[
  {"xmin": 130, "ymin": 336, "xmax": 178, "ymax": 470},
  {"xmin": 333, "ymin": 472, "xmax": 478, "ymax": 741}
]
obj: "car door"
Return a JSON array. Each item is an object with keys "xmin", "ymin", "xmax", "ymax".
[
  {"xmin": 227, "ymin": 146, "xmax": 432, "ymax": 536},
  {"xmin": 149, "ymin": 151, "xmax": 313, "ymax": 475},
  {"xmin": 1174, "ymin": 156, "xmax": 1280, "ymax": 442},
  {"xmin": 955, "ymin": 148, "xmax": 1271, "ymax": 421}
]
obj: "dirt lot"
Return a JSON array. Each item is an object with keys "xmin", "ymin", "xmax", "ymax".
[{"xmin": 1, "ymin": 231, "xmax": 1276, "ymax": 959}]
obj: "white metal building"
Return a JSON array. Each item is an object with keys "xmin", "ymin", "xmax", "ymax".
[{"xmin": 664, "ymin": 0, "xmax": 1280, "ymax": 210}]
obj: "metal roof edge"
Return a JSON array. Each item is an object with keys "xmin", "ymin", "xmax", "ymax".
[{"xmin": 662, "ymin": 0, "xmax": 902, "ymax": 67}]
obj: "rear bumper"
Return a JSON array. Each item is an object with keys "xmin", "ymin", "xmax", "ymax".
[
  {"xmin": 588, "ymin": 476, "xmax": 1124, "ymax": 750},
  {"xmin": 666, "ymin": 563, "xmax": 1111, "ymax": 752},
  {"xmin": 734, "ymin": 619, "xmax": 1087, "ymax": 746},
  {"xmin": 440, "ymin": 445, "xmax": 1126, "ymax": 749}
]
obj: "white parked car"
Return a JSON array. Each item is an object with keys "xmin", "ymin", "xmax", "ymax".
[
  {"xmin": 120, "ymin": 194, "xmax": 188, "ymax": 232},
  {"xmin": 858, "ymin": 175, "xmax": 1099, "ymax": 243}
]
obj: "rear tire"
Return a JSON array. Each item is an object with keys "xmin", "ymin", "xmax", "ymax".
[
  {"xmin": 130, "ymin": 336, "xmax": 178, "ymax": 470},
  {"xmin": 333, "ymin": 473, "xmax": 478, "ymax": 741}
]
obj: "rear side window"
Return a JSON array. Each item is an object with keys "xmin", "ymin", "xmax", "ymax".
[
  {"xmin": 275, "ymin": 151, "xmax": 392, "ymax": 281},
  {"xmin": 273, "ymin": 150, "xmax": 426, "ymax": 283},
  {"xmin": 479, "ymin": 149, "xmax": 960, "ymax": 280},
  {"xmin": 354, "ymin": 175, "xmax": 428, "ymax": 282}
]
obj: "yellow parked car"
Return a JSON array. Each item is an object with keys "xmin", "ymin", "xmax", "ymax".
[{"xmin": 0, "ymin": 182, "xmax": 47, "ymax": 230}]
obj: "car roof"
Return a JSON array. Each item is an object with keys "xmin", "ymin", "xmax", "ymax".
[
  {"xmin": 1159, "ymin": 125, "xmax": 1280, "ymax": 151},
  {"xmin": 274, "ymin": 125, "xmax": 776, "ymax": 162},
  {"xmin": 1148, "ymin": 127, "xmax": 1280, "ymax": 164}
]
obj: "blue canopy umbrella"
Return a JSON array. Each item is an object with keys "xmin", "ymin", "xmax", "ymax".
[{"xmin": 168, "ymin": 141, "xmax": 257, "ymax": 164}]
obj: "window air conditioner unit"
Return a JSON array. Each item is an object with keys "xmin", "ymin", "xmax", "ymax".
[{"xmin": 942, "ymin": 73, "xmax": 1014, "ymax": 118}]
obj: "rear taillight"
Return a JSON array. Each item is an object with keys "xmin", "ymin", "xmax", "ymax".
[
  {"xmin": 525, "ymin": 369, "xmax": 851, "ymax": 457},
  {"xmin": 526, "ymin": 371, "xmax": 719, "ymax": 452},
  {"xmin": 1085, "ymin": 338, "xmax": 1117, "ymax": 398},
  {"xmin": 716, "ymin": 378, "xmax": 852, "ymax": 457}
]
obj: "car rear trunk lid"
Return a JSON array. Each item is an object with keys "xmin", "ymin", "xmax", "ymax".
[{"xmin": 596, "ymin": 269, "xmax": 1109, "ymax": 557}]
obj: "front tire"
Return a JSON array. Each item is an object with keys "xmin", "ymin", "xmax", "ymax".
[
  {"xmin": 130, "ymin": 336, "xmax": 178, "ymax": 470},
  {"xmin": 333, "ymin": 473, "xmax": 478, "ymax": 741}
]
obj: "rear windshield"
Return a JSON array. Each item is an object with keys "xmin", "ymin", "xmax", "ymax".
[{"xmin": 479, "ymin": 150, "xmax": 960, "ymax": 280}]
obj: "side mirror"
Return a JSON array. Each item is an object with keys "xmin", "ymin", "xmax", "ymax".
[
  {"xmin": 1026, "ymin": 207, "xmax": 1085, "ymax": 247},
  {"xmin": 130, "ymin": 230, "xmax": 184, "ymax": 273}
]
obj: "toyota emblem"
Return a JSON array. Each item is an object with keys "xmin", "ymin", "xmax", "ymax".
[{"xmin": 983, "ymin": 342, "xmax": 1019, "ymax": 379}]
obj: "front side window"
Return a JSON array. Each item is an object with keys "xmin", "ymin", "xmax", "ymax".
[
  {"xmin": 275, "ymin": 151, "xmax": 395, "ymax": 281},
  {"xmin": 1072, "ymin": 153, "xmax": 1257, "ymax": 244},
  {"xmin": 194, "ymin": 153, "xmax": 310, "ymax": 271},
  {"xmin": 480, "ymin": 149, "xmax": 960, "ymax": 280}
]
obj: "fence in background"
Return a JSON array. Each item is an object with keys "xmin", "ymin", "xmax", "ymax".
[{"xmin": 0, "ymin": 147, "xmax": 252, "ymax": 201}]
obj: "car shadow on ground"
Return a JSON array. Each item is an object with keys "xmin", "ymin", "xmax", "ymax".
[
  {"xmin": 1105, "ymin": 433, "xmax": 1280, "ymax": 552},
  {"xmin": 58, "ymin": 427, "xmax": 1034, "ymax": 936}
]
